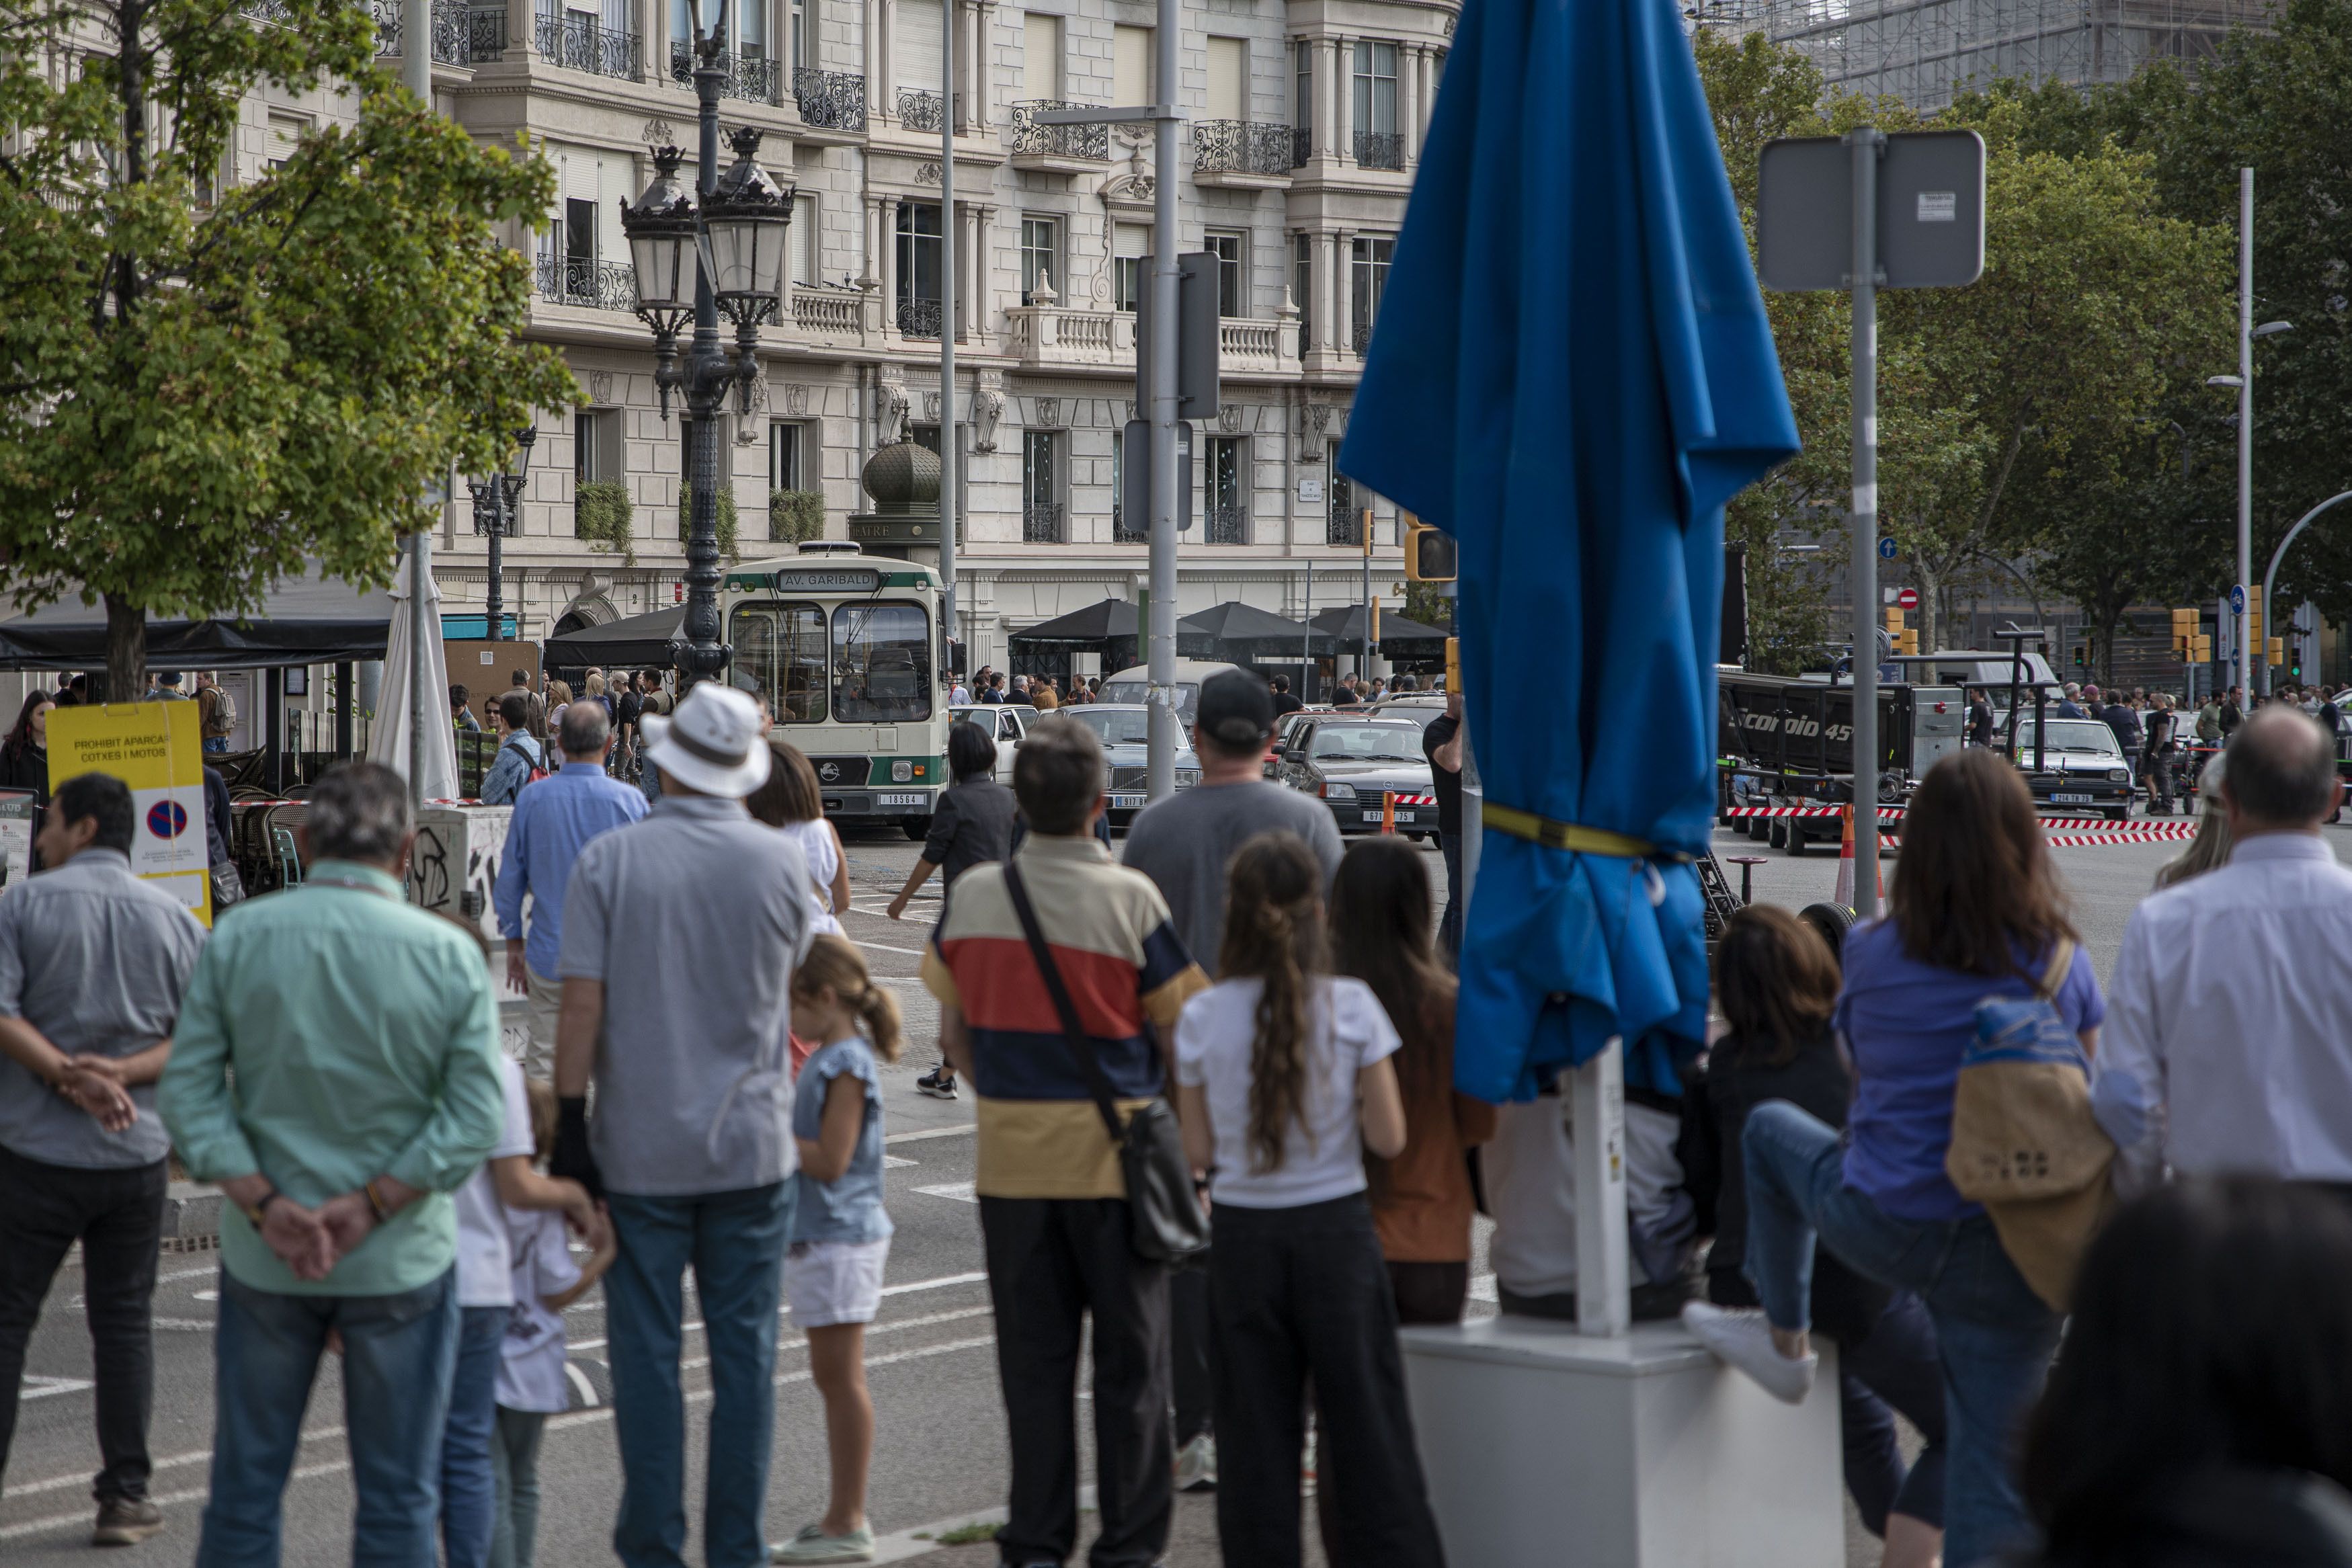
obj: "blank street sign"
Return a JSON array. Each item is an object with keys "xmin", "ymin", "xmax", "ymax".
[{"xmin": 1756, "ymin": 130, "xmax": 1987, "ymax": 292}]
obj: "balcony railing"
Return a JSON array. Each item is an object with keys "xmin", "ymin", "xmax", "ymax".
[
  {"xmin": 793, "ymin": 288, "xmax": 864, "ymax": 335},
  {"xmin": 1112, "ymin": 507, "xmax": 1146, "ymax": 544},
  {"xmin": 1292, "ymin": 126, "xmax": 1312, "ymax": 168},
  {"xmin": 896, "ymin": 296, "xmax": 942, "ymax": 339},
  {"xmin": 670, "ymin": 42, "xmax": 784, "ymax": 104},
  {"xmin": 795, "ymin": 68, "xmax": 866, "ymax": 130},
  {"xmin": 1352, "ymin": 318, "xmax": 1376, "ymax": 356},
  {"xmin": 1012, "ymin": 101, "xmax": 1108, "ymax": 161},
  {"xmin": 1205, "ymin": 503, "xmax": 1247, "ymax": 545},
  {"xmin": 372, "ymin": 0, "xmax": 505, "ymax": 63},
  {"xmin": 897, "ymin": 88, "xmax": 944, "ymax": 131},
  {"xmin": 537, "ymin": 255, "xmax": 638, "ymax": 311},
  {"xmin": 1192, "ymin": 120, "xmax": 1292, "ymax": 177},
  {"xmin": 1022, "ymin": 503, "xmax": 1065, "ymax": 544},
  {"xmin": 1326, "ymin": 505, "xmax": 1361, "ymax": 547},
  {"xmin": 1354, "ymin": 130, "xmax": 1405, "ymax": 170},
  {"xmin": 535, "ymin": 12, "xmax": 637, "ymax": 77}
]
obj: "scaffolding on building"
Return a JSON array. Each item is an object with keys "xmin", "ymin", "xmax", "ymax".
[{"xmin": 1694, "ymin": 0, "xmax": 2276, "ymax": 111}]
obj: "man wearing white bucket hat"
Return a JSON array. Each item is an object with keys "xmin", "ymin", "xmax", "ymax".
[{"xmin": 549, "ymin": 682, "xmax": 817, "ymax": 1568}]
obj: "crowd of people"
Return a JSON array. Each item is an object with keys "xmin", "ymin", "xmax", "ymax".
[{"xmin": 7, "ymin": 663, "xmax": 2352, "ymax": 1568}]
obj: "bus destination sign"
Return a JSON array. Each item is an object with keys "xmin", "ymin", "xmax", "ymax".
[{"xmin": 772, "ymin": 567, "xmax": 883, "ymax": 593}]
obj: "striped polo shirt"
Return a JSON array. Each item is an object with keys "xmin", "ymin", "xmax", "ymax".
[{"xmin": 922, "ymin": 833, "xmax": 1207, "ymax": 1199}]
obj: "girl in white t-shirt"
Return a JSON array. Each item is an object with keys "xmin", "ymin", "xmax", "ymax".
[{"xmin": 1173, "ymin": 832, "xmax": 1445, "ymax": 1568}]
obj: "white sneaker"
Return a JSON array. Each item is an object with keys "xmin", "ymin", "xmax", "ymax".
[
  {"xmin": 1681, "ymin": 1302, "xmax": 1818, "ymax": 1405},
  {"xmin": 1174, "ymin": 1433, "xmax": 1217, "ymax": 1492}
]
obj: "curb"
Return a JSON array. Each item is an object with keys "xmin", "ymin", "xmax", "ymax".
[{"xmin": 161, "ymin": 1182, "xmax": 223, "ymax": 1249}]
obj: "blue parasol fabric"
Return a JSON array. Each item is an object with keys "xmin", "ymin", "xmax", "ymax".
[{"xmin": 1338, "ymin": 0, "xmax": 1799, "ymax": 1102}]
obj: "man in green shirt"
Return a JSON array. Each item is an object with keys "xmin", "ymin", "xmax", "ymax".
[{"xmin": 160, "ymin": 761, "xmax": 505, "ymax": 1566}]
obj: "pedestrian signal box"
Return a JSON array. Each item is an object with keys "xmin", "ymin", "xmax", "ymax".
[{"xmin": 1404, "ymin": 515, "xmax": 1457, "ymax": 583}]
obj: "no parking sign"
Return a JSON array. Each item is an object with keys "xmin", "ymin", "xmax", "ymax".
[{"xmin": 46, "ymin": 700, "xmax": 212, "ymax": 924}]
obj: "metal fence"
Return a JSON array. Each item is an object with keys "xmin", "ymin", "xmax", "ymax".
[
  {"xmin": 1012, "ymin": 101, "xmax": 1108, "ymax": 160},
  {"xmin": 1205, "ymin": 503, "xmax": 1247, "ymax": 544},
  {"xmin": 1354, "ymin": 130, "xmax": 1405, "ymax": 171},
  {"xmin": 896, "ymin": 297, "xmax": 942, "ymax": 339},
  {"xmin": 536, "ymin": 255, "xmax": 638, "ymax": 311},
  {"xmin": 1192, "ymin": 120, "xmax": 1292, "ymax": 177},
  {"xmin": 535, "ymin": 11, "xmax": 637, "ymax": 76},
  {"xmin": 1022, "ymin": 503, "xmax": 1066, "ymax": 544},
  {"xmin": 669, "ymin": 43, "xmax": 784, "ymax": 103},
  {"xmin": 370, "ymin": 0, "xmax": 504, "ymax": 63},
  {"xmin": 795, "ymin": 68, "xmax": 866, "ymax": 130},
  {"xmin": 897, "ymin": 89, "xmax": 945, "ymax": 132}
]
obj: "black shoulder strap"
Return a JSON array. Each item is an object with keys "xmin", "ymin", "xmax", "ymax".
[{"xmin": 1001, "ymin": 860, "xmax": 1126, "ymax": 1147}]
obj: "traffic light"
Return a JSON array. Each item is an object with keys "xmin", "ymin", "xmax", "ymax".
[
  {"xmin": 1362, "ymin": 507, "xmax": 1375, "ymax": 559},
  {"xmin": 2073, "ymin": 641, "xmax": 2090, "ymax": 669},
  {"xmin": 2269, "ymin": 636, "xmax": 2285, "ymax": 669},
  {"xmin": 1404, "ymin": 514, "xmax": 1457, "ymax": 583},
  {"xmin": 2248, "ymin": 584, "xmax": 2264, "ymax": 649},
  {"xmin": 2194, "ymin": 633, "xmax": 2213, "ymax": 664},
  {"xmin": 2171, "ymin": 608, "xmax": 2198, "ymax": 662}
]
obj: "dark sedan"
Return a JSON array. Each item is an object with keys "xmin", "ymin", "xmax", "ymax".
[{"xmin": 1274, "ymin": 716, "xmax": 1438, "ymax": 837}]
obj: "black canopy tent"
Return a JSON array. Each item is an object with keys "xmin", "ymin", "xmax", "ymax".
[
  {"xmin": 1309, "ymin": 603, "xmax": 1450, "ymax": 655},
  {"xmin": 1006, "ymin": 600, "xmax": 1141, "ymax": 686},
  {"xmin": 541, "ymin": 607, "xmax": 688, "ymax": 671},
  {"xmin": 1176, "ymin": 602, "xmax": 1332, "ymax": 660}
]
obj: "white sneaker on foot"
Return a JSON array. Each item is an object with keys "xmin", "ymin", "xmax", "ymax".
[
  {"xmin": 1174, "ymin": 1432, "xmax": 1217, "ymax": 1491},
  {"xmin": 1681, "ymin": 1301, "xmax": 1818, "ymax": 1405}
]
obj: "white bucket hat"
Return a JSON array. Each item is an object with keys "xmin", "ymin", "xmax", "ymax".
[{"xmin": 642, "ymin": 684, "xmax": 772, "ymax": 798}]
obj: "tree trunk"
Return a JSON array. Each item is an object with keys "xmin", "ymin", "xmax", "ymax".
[
  {"xmin": 105, "ymin": 593, "xmax": 146, "ymax": 704},
  {"xmin": 1916, "ymin": 558, "xmax": 1946, "ymax": 654}
]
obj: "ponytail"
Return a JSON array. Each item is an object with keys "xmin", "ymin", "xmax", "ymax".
[
  {"xmin": 793, "ymin": 933, "xmax": 903, "ymax": 1063},
  {"xmin": 1217, "ymin": 833, "xmax": 1328, "ymax": 1174}
]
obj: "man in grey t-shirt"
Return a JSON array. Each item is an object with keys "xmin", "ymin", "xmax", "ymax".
[
  {"xmin": 0, "ymin": 772, "xmax": 204, "ymax": 1544},
  {"xmin": 1119, "ymin": 669, "xmax": 1342, "ymax": 1491}
]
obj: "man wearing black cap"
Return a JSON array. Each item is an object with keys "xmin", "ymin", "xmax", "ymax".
[{"xmin": 1120, "ymin": 669, "xmax": 1343, "ymax": 1491}]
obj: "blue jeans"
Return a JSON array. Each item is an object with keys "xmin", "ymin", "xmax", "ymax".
[
  {"xmin": 203, "ymin": 737, "xmax": 229, "ymax": 753},
  {"xmin": 1841, "ymin": 1292, "xmax": 1947, "ymax": 1536},
  {"xmin": 604, "ymin": 1183, "xmax": 792, "ymax": 1568},
  {"xmin": 1742, "ymin": 1102, "xmax": 2060, "ymax": 1568},
  {"xmin": 440, "ymin": 1305, "xmax": 507, "ymax": 1568},
  {"xmin": 196, "ymin": 1267, "xmax": 460, "ymax": 1568},
  {"xmin": 489, "ymin": 1407, "xmax": 547, "ymax": 1568}
]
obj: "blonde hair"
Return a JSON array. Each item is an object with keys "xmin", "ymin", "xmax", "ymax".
[
  {"xmin": 2156, "ymin": 751, "xmax": 2234, "ymax": 890},
  {"xmin": 791, "ymin": 934, "xmax": 903, "ymax": 1063},
  {"xmin": 585, "ymin": 673, "xmax": 606, "ymax": 698},
  {"xmin": 524, "ymin": 1075, "xmax": 559, "ymax": 1163}
]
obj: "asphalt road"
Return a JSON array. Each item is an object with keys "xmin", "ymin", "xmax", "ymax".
[{"xmin": 7, "ymin": 815, "xmax": 2328, "ymax": 1565}]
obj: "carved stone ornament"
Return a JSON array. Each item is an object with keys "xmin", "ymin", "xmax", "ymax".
[
  {"xmin": 641, "ymin": 118, "xmax": 676, "ymax": 147},
  {"xmin": 914, "ymin": 161, "xmax": 943, "ymax": 185},
  {"xmin": 737, "ymin": 376, "xmax": 767, "ymax": 440},
  {"xmin": 1217, "ymin": 402, "xmax": 1244, "ymax": 435},
  {"xmin": 972, "ymin": 388, "xmax": 1005, "ymax": 452},
  {"xmin": 587, "ymin": 369, "xmax": 614, "ymax": 403},
  {"xmin": 1035, "ymin": 396, "xmax": 1061, "ymax": 429},
  {"xmin": 1305, "ymin": 402, "xmax": 1332, "ymax": 435},
  {"xmin": 783, "ymin": 382, "xmax": 810, "ymax": 417},
  {"xmin": 875, "ymin": 383, "xmax": 909, "ymax": 445},
  {"xmin": 923, "ymin": 390, "xmax": 941, "ymax": 423}
]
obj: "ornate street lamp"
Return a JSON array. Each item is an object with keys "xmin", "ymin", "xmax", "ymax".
[
  {"xmin": 469, "ymin": 424, "xmax": 537, "ymax": 642},
  {"xmin": 617, "ymin": 16, "xmax": 795, "ymax": 687}
]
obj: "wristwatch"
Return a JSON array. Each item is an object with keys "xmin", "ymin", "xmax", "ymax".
[{"xmin": 241, "ymin": 1189, "xmax": 283, "ymax": 1228}]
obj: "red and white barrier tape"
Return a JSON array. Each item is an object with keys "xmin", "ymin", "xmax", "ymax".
[
  {"xmin": 2043, "ymin": 822, "xmax": 2199, "ymax": 848},
  {"xmin": 1385, "ymin": 793, "xmax": 1438, "ymax": 807}
]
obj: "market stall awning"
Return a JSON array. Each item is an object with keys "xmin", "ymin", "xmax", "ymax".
[
  {"xmin": 1007, "ymin": 600, "xmax": 1139, "ymax": 649},
  {"xmin": 542, "ymin": 608, "xmax": 687, "ymax": 670},
  {"xmin": 0, "ymin": 567, "xmax": 398, "ymax": 671},
  {"xmin": 1177, "ymin": 602, "xmax": 1331, "ymax": 659},
  {"xmin": 1308, "ymin": 603, "xmax": 1451, "ymax": 651}
]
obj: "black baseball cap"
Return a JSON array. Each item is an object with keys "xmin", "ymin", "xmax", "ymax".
[{"xmin": 1197, "ymin": 671, "xmax": 1275, "ymax": 749}]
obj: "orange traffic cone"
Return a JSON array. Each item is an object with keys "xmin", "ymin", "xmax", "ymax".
[{"xmin": 1832, "ymin": 802, "xmax": 1883, "ymax": 911}]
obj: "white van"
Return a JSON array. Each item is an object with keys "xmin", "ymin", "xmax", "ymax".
[{"xmin": 1096, "ymin": 659, "xmax": 1246, "ymax": 727}]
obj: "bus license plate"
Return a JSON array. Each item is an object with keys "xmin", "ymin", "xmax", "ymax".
[
  {"xmin": 1108, "ymin": 793, "xmax": 1147, "ymax": 809},
  {"xmin": 876, "ymin": 793, "xmax": 928, "ymax": 807},
  {"xmin": 2052, "ymin": 792, "xmax": 2095, "ymax": 804}
]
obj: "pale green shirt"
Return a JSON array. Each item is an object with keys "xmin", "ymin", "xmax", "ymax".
[{"xmin": 159, "ymin": 860, "xmax": 505, "ymax": 1296}]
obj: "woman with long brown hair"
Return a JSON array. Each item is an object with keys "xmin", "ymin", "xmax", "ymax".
[
  {"xmin": 1174, "ymin": 831, "xmax": 1442, "ymax": 1568},
  {"xmin": 1685, "ymin": 749, "xmax": 2100, "ymax": 1568},
  {"xmin": 1330, "ymin": 835, "xmax": 1494, "ymax": 1325}
]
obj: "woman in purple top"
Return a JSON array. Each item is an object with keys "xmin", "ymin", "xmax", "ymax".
[{"xmin": 1685, "ymin": 750, "xmax": 2097, "ymax": 1568}]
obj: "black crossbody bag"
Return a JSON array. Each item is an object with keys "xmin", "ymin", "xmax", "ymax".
[{"xmin": 1000, "ymin": 861, "xmax": 1209, "ymax": 1266}]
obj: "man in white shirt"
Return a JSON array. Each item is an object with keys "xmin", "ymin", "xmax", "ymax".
[{"xmin": 2098, "ymin": 707, "xmax": 2352, "ymax": 1192}]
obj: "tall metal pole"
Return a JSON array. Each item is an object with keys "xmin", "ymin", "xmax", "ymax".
[
  {"xmin": 403, "ymin": 0, "xmax": 433, "ymax": 807},
  {"xmin": 1361, "ymin": 509, "xmax": 1371, "ymax": 681},
  {"xmin": 1144, "ymin": 0, "xmax": 1180, "ymax": 800},
  {"xmin": 2237, "ymin": 167, "xmax": 2255, "ymax": 699},
  {"xmin": 485, "ymin": 512, "xmax": 505, "ymax": 643},
  {"xmin": 678, "ymin": 20, "xmax": 729, "ymax": 689},
  {"xmin": 938, "ymin": 0, "xmax": 959, "ymax": 667},
  {"xmin": 1847, "ymin": 128, "xmax": 1882, "ymax": 921}
]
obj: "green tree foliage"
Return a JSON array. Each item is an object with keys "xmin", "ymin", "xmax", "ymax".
[
  {"xmin": 768, "ymin": 488, "xmax": 825, "ymax": 546},
  {"xmin": 0, "ymin": 0, "xmax": 577, "ymax": 695},
  {"xmin": 679, "ymin": 483, "xmax": 739, "ymax": 562}
]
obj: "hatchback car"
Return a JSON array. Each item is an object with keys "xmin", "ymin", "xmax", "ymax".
[
  {"xmin": 1043, "ymin": 704, "xmax": 1201, "ymax": 826},
  {"xmin": 2011, "ymin": 717, "xmax": 2136, "ymax": 821},
  {"xmin": 1275, "ymin": 716, "xmax": 1438, "ymax": 837}
]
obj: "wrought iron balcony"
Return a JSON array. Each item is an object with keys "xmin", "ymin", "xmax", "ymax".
[
  {"xmin": 1354, "ymin": 130, "xmax": 1406, "ymax": 171},
  {"xmin": 1112, "ymin": 507, "xmax": 1146, "ymax": 544},
  {"xmin": 1352, "ymin": 318, "xmax": 1376, "ymax": 356},
  {"xmin": 1292, "ymin": 126, "xmax": 1313, "ymax": 167},
  {"xmin": 1022, "ymin": 503, "xmax": 1066, "ymax": 544},
  {"xmin": 896, "ymin": 296, "xmax": 942, "ymax": 339},
  {"xmin": 1326, "ymin": 507, "xmax": 1361, "ymax": 547},
  {"xmin": 537, "ymin": 255, "xmax": 639, "ymax": 312},
  {"xmin": 1192, "ymin": 121, "xmax": 1292, "ymax": 177},
  {"xmin": 795, "ymin": 68, "xmax": 866, "ymax": 131},
  {"xmin": 371, "ymin": 0, "xmax": 503, "ymax": 63},
  {"xmin": 669, "ymin": 42, "xmax": 784, "ymax": 104},
  {"xmin": 535, "ymin": 12, "xmax": 637, "ymax": 77},
  {"xmin": 1205, "ymin": 503, "xmax": 1248, "ymax": 545},
  {"xmin": 897, "ymin": 89, "xmax": 945, "ymax": 132},
  {"xmin": 1012, "ymin": 101, "xmax": 1108, "ymax": 161}
]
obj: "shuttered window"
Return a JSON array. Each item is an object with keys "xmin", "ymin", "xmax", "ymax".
[
  {"xmin": 1112, "ymin": 24, "xmax": 1150, "ymax": 106},
  {"xmin": 896, "ymin": 0, "xmax": 942, "ymax": 94},
  {"xmin": 1021, "ymin": 11, "xmax": 1059, "ymax": 99},
  {"xmin": 1205, "ymin": 37, "xmax": 1244, "ymax": 122},
  {"xmin": 792, "ymin": 194, "xmax": 817, "ymax": 286}
]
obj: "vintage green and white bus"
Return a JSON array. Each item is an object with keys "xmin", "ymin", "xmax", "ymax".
[{"xmin": 722, "ymin": 543, "xmax": 948, "ymax": 837}]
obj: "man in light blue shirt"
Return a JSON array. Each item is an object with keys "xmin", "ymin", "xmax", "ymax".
[
  {"xmin": 495, "ymin": 701, "xmax": 646, "ymax": 1079},
  {"xmin": 160, "ymin": 761, "xmax": 505, "ymax": 1567},
  {"xmin": 479, "ymin": 692, "xmax": 543, "ymax": 806}
]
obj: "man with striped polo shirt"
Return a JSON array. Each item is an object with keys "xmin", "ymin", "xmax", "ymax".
[{"xmin": 924, "ymin": 718, "xmax": 1207, "ymax": 1568}]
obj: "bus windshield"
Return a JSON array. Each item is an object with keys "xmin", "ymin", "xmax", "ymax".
[
  {"xmin": 727, "ymin": 603, "xmax": 828, "ymax": 721},
  {"xmin": 832, "ymin": 602, "xmax": 932, "ymax": 723}
]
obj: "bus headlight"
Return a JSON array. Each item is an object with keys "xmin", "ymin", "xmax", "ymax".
[{"xmin": 893, "ymin": 761, "xmax": 913, "ymax": 782}]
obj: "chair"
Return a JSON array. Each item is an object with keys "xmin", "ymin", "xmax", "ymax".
[{"xmin": 272, "ymin": 825, "xmax": 302, "ymax": 888}]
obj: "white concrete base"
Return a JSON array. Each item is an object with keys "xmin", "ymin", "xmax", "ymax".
[{"xmin": 1401, "ymin": 1316, "xmax": 1843, "ymax": 1568}]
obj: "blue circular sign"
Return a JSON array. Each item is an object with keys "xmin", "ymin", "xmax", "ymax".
[
  {"xmin": 1877, "ymin": 536, "xmax": 1898, "ymax": 561},
  {"xmin": 146, "ymin": 800, "xmax": 188, "ymax": 840},
  {"xmin": 2230, "ymin": 585, "xmax": 2247, "ymax": 615}
]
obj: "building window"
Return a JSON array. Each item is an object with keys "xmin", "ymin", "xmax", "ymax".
[
  {"xmin": 1294, "ymin": 233, "xmax": 1313, "ymax": 351},
  {"xmin": 1205, "ymin": 230, "xmax": 1244, "ymax": 318},
  {"xmin": 790, "ymin": 0, "xmax": 811, "ymax": 69},
  {"xmin": 771, "ymin": 422, "xmax": 803, "ymax": 491},
  {"xmin": 1350, "ymin": 235, "xmax": 1393, "ymax": 356},
  {"xmin": 1294, "ymin": 39, "xmax": 1311, "ymax": 153},
  {"xmin": 1021, "ymin": 11, "xmax": 1061, "ymax": 97},
  {"xmin": 895, "ymin": 201, "xmax": 942, "ymax": 337},
  {"xmin": 1205, "ymin": 36, "xmax": 1244, "ymax": 123},
  {"xmin": 1327, "ymin": 474, "xmax": 1359, "ymax": 546},
  {"xmin": 1022, "ymin": 430, "xmax": 1063, "ymax": 543},
  {"xmin": 791, "ymin": 194, "xmax": 818, "ymax": 288},
  {"xmin": 1207, "ymin": 436, "xmax": 1246, "ymax": 544},
  {"xmin": 1113, "ymin": 222, "xmax": 1150, "ymax": 313},
  {"xmin": 1352, "ymin": 41, "xmax": 1400, "ymax": 168},
  {"xmin": 1113, "ymin": 24, "xmax": 1152, "ymax": 108},
  {"xmin": 1020, "ymin": 216, "xmax": 1059, "ymax": 304},
  {"xmin": 575, "ymin": 408, "xmax": 622, "ymax": 484}
]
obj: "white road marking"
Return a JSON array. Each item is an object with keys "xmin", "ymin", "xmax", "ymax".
[
  {"xmin": 883, "ymin": 1123, "xmax": 974, "ymax": 1145},
  {"xmin": 879, "ymin": 1270, "xmax": 987, "ymax": 1297},
  {"xmin": 563, "ymin": 1362, "xmax": 602, "ymax": 1409},
  {"xmin": 884, "ymin": 1155, "xmax": 917, "ymax": 1168},
  {"xmin": 17, "ymin": 1376, "xmax": 94, "ymax": 1401},
  {"xmin": 914, "ymin": 1182, "xmax": 977, "ymax": 1204},
  {"xmin": 567, "ymin": 1271, "xmax": 991, "ymax": 1353}
]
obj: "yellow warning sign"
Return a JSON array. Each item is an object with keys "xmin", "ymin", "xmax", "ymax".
[{"xmin": 46, "ymin": 702, "xmax": 212, "ymax": 925}]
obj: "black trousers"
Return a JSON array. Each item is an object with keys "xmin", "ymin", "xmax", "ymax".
[
  {"xmin": 1208, "ymin": 1194, "xmax": 1446, "ymax": 1568},
  {"xmin": 979, "ymin": 1196, "xmax": 1172, "ymax": 1568},
  {"xmin": 0, "ymin": 1143, "xmax": 168, "ymax": 1502},
  {"xmin": 1171, "ymin": 1266, "xmax": 1213, "ymax": 1446}
]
